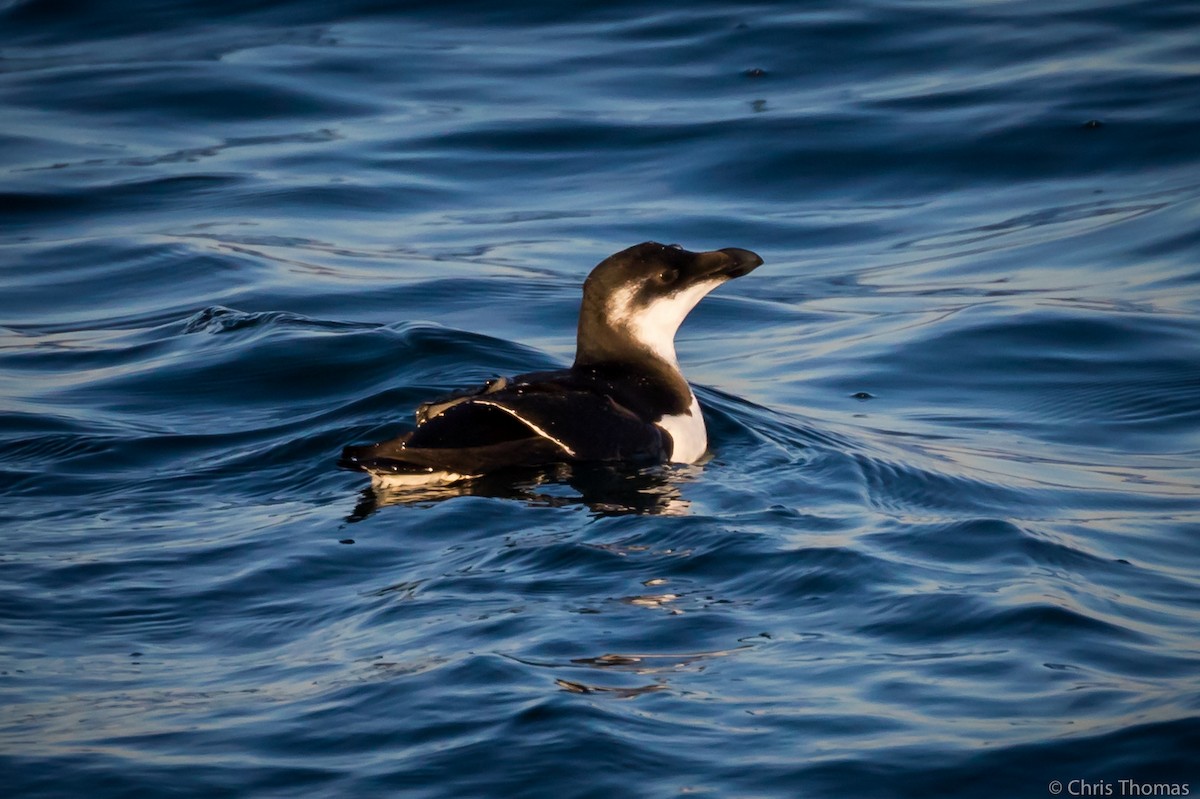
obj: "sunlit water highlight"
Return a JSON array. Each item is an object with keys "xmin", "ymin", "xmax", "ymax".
[{"xmin": 2, "ymin": 2, "xmax": 1199, "ymax": 797}]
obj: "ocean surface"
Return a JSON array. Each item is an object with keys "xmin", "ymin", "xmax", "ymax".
[{"xmin": 3, "ymin": 1, "xmax": 1199, "ymax": 797}]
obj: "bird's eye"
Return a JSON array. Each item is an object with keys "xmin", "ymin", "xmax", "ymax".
[{"xmin": 656, "ymin": 268, "xmax": 678, "ymax": 284}]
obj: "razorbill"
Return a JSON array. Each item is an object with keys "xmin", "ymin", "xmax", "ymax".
[{"xmin": 340, "ymin": 241, "xmax": 762, "ymax": 487}]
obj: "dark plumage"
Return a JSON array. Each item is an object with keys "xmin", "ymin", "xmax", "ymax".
[{"xmin": 340, "ymin": 242, "xmax": 762, "ymax": 486}]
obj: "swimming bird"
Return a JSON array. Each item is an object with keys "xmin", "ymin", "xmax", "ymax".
[{"xmin": 340, "ymin": 241, "xmax": 762, "ymax": 487}]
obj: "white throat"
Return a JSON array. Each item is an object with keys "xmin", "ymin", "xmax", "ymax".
[
  {"xmin": 605, "ymin": 281, "xmax": 720, "ymax": 463},
  {"xmin": 606, "ymin": 280, "xmax": 722, "ymax": 367}
]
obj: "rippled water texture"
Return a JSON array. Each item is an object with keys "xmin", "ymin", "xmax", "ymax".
[{"xmin": 3, "ymin": 1, "xmax": 1199, "ymax": 797}]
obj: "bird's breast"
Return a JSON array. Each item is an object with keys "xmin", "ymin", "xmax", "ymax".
[{"xmin": 655, "ymin": 393, "xmax": 707, "ymax": 464}]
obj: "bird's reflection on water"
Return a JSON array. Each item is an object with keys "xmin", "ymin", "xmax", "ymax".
[{"xmin": 345, "ymin": 462, "xmax": 694, "ymax": 521}]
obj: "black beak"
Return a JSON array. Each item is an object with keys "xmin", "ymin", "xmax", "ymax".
[{"xmin": 716, "ymin": 247, "xmax": 763, "ymax": 279}]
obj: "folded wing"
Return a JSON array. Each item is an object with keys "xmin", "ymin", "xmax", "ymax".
[{"xmin": 341, "ymin": 378, "xmax": 666, "ymax": 476}]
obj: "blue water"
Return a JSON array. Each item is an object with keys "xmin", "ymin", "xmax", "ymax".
[{"xmin": 3, "ymin": 1, "xmax": 1199, "ymax": 797}]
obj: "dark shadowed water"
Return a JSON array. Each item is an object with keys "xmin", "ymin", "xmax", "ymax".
[{"xmin": 3, "ymin": 1, "xmax": 1199, "ymax": 797}]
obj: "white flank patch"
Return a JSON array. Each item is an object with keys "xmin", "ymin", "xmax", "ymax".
[
  {"xmin": 657, "ymin": 393, "xmax": 708, "ymax": 464},
  {"xmin": 607, "ymin": 280, "xmax": 723, "ymax": 366},
  {"xmin": 370, "ymin": 470, "xmax": 477, "ymax": 488}
]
